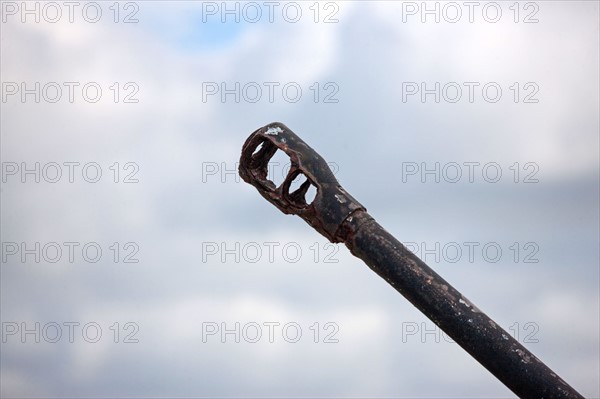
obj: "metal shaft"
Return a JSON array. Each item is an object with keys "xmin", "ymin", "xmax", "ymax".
[
  {"xmin": 341, "ymin": 211, "xmax": 582, "ymax": 398},
  {"xmin": 238, "ymin": 122, "xmax": 584, "ymax": 399}
]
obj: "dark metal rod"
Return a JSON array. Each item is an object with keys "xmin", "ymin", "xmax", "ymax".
[
  {"xmin": 238, "ymin": 122, "xmax": 584, "ymax": 399},
  {"xmin": 342, "ymin": 211, "xmax": 582, "ymax": 398}
]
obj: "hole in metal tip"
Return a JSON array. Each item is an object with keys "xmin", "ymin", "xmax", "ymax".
[
  {"xmin": 251, "ymin": 142, "xmax": 264, "ymax": 157},
  {"xmin": 267, "ymin": 149, "xmax": 289, "ymax": 187}
]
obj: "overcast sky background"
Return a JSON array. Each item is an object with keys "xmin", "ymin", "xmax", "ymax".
[{"xmin": 1, "ymin": 1, "xmax": 599, "ymax": 398}]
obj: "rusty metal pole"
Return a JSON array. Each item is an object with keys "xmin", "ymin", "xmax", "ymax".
[{"xmin": 238, "ymin": 122, "xmax": 584, "ymax": 399}]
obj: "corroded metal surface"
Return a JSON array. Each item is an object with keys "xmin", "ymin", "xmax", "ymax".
[
  {"xmin": 342, "ymin": 211, "xmax": 582, "ymax": 398},
  {"xmin": 239, "ymin": 122, "xmax": 365, "ymax": 243},
  {"xmin": 239, "ymin": 122, "xmax": 584, "ymax": 399}
]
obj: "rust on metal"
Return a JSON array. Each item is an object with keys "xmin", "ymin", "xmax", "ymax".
[
  {"xmin": 238, "ymin": 122, "xmax": 584, "ymax": 399},
  {"xmin": 239, "ymin": 122, "xmax": 364, "ymax": 243}
]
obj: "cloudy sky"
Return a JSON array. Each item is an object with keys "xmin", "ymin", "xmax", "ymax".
[{"xmin": 1, "ymin": 1, "xmax": 599, "ymax": 397}]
